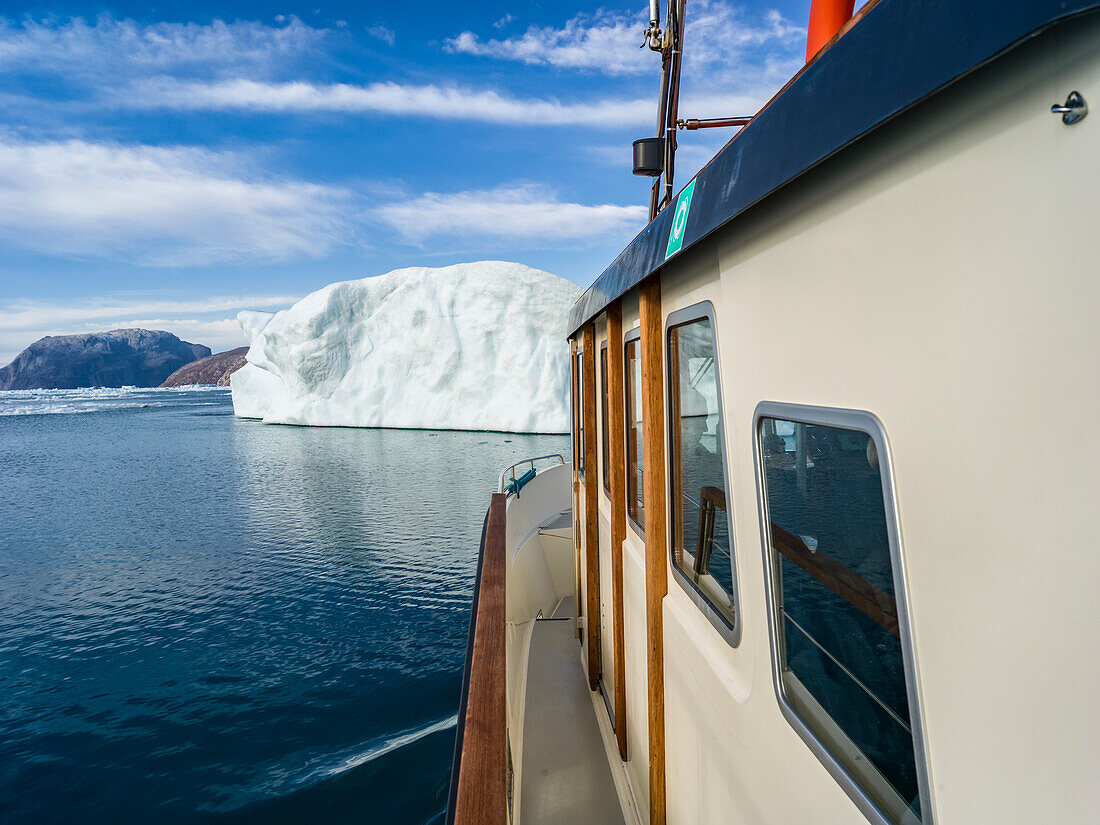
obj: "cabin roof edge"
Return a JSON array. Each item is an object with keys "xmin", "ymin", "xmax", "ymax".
[{"xmin": 566, "ymin": 0, "xmax": 1099, "ymax": 338}]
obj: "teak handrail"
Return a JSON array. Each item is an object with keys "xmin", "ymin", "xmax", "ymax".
[
  {"xmin": 447, "ymin": 493, "xmax": 508, "ymax": 825},
  {"xmin": 770, "ymin": 522, "xmax": 899, "ymax": 637}
]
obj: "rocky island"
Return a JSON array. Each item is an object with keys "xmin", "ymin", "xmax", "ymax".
[
  {"xmin": 0, "ymin": 329, "xmax": 211, "ymax": 390},
  {"xmin": 160, "ymin": 347, "xmax": 248, "ymax": 388}
]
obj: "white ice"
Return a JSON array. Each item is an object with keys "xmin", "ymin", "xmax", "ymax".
[{"xmin": 231, "ymin": 261, "xmax": 583, "ymax": 433}]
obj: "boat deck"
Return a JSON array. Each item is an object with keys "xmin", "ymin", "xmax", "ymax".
[{"xmin": 519, "ymin": 600, "xmax": 625, "ymax": 825}]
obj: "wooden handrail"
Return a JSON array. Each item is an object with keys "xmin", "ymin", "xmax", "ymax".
[
  {"xmin": 770, "ymin": 522, "xmax": 899, "ymax": 637},
  {"xmin": 448, "ymin": 493, "xmax": 508, "ymax": 825},
  {"xmin": 700, "ymin": 485, "xmax": 726, "ymax": 510}
]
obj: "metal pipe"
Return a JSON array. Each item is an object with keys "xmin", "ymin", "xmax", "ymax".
[
  {"xmin": 649, "ymin": 6, "xmax": 672, "ymax": 222},
  {"xmin": 644, "ymin": 0, "xmax": 664, "ymax": 52},
  {"xmin": 677, "ymin": 116, "xmax": 752, "ymax": 130},
  {"xmin": 661, "ymin": 0, "xmax": 686, "ymax": 212}
]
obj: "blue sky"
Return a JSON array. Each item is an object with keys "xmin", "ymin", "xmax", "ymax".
[{"xmin": 0, "ymin": 0, "xmax": 822, "ymax": 363}]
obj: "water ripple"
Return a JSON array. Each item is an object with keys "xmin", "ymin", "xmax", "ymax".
[{"xmin": 0, "ymin": 389, "xmax": 568, "ymax": 824}]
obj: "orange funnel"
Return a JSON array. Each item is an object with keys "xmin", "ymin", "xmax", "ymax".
[{"xmin": 806, "ymin": 0, "xmax": 855, "ymax": 61}]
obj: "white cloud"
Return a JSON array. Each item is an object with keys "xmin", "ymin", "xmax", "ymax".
[
  {"xmin": 0, "ymin": 14, "xmax": 329, "ymax": 79},
  {"xmin": 446, "ymin": 10, "xmax": 644, "ymax": 75},
  {"xmin": 493, "ymin": 14, "xmax": 515, "ymax": 30},
  {"xmin": 122, "ymin": 77, "xmax": 655, "ymax": 126},
  {"xmin": 446, "ymin": 2, "xmax": 803, "ymax": 77},
  {"xmin": 0, "ymin": 137, "xmax": 351, "ymax": 265},
  {"xmin": 373, "ymin": 183, "xmax": 647, "ymax": 243},
  {"xmin": 366, "ymin": 23, "xmax": 395, "ymax": 46},
  {"xmin": 0, "ymin": 294, "xmax": 301, "ymax": 331}
]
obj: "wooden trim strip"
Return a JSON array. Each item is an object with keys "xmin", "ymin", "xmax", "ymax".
[
  {"xmin": 639, "ymin": 278, "xmax": 668, "ymax": 825},
  {"xmin": 607, "ymin": 302, "xmax": 628, "ymax": 760},
  {"xmin": 452, "ymin": 493, "xmax": 508, "ymax": 825},
  {"xmin": 582, "ymin": 324, "xmax": 601, "ymax": 691}
]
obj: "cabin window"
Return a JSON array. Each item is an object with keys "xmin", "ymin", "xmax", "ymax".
[
  {"xmin": 667, "ymin": 304, "xmax": 738, "ymax": 633},
  {"xmin": 757, "ymin": 406, "xmax": 930, "ymax": 825},
  {"xmin": 624, "ymin": 330, "xmax": 643, "ymax": 533},
  {"xmin": 571, "ymin": 350, "xmax": 578, "ymax": 470},
  {"xmin": 600, "ymin": 342, "xmax": 610, "ymax": 494},
  {"xmin": 576, "ymin": 350, "xmax": 585, "ymax": 479}
]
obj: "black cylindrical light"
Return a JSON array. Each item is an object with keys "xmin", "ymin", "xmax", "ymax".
[{"xmin": 632, "ymin": 137, "xmax": 664, "ymax": 177}]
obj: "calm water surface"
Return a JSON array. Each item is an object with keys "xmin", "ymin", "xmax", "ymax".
[{"xmin": 0, "ymin": 387, "xmax": 568, "ymax": 824}]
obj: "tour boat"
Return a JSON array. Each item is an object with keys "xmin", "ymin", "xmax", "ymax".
[{"xmin": 447, "ymin": 0, "xmax": 1099, "ymax": 823}]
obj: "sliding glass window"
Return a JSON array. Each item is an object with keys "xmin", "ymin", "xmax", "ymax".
[
  {"xmin": 757, "ymin": 405, "xmax": 930, "ymax": 825},
  {"xmin": 601, "ymin": 342, "xmax": 609, "ymax": 494},
  {"xmin": 624, "ymin": 330, "xmax": 643, "ymax": 533},
  {"xmin": 576, "ymin": 350, "xmax": 585, "ymax": 479},
  {"xmin": 667, "ymin": 304, "xmax": 738, "ymax": 637}
]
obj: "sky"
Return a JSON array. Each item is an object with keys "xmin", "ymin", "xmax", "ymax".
[{"xmin": 0, "ymin": 0, "xmax": 828, "ymax": 364}]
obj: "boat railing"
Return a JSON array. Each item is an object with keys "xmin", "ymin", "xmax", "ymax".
[
  {"xmin": 781, "ymin": 609, "xmax": 912, "ymax": 735},
  {"xmin": 446, "ymin": 492, "xmax": 508, "ymax": 825},
  {"xmin": 498, "ymin": 453, "xmax": 565, "ymax": 495},
  {"xmin": 683, "ymin": 486, "xmax": 727, "ymax": 575},
  {"xmin": 769, "ymin": 523, "xmax": 899, "ymax": 636},
  {"xmin": 768, "ymin": 522, "xmax": 910, "ymax": 732}
]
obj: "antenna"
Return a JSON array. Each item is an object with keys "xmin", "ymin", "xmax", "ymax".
[
  {"xmin": 630, "ymin": 0, "xmax": 684, "ymax": 220},
  {"xmin": 633, "ymin": 1, "xmax": 752, "ymax": 222}
]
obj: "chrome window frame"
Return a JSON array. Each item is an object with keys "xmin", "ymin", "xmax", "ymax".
[
  {"xmin": 623, "ymin": 325, "xmax": 644, "ymax": 538},
  {"xmin": 575, "ymin": 345, "xmax": 585, "ymax": 481},
  {"xmin": 752, "ymin": 401, "xmax": 935, "ymax": 825},
  {"xmin": 665, "ymin": 301, "xmax": 741, "ymax": 647},
  {"xmin": 600, "ymin": 339, "xmax": 610, "ymax": 496}
]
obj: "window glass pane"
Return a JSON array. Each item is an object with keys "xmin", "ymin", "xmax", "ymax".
[
  {"xmin": 601, "ymin": 345, "xmax": 609, "ymax": 492},
  {"xmin": 577, "ymin": 352, "xmax": 585, "ymax": 477},
  {"xmin": 669, "ymin": 318, "xmax": 735, "ymax": 624},
  {"xmin": 571, "ymin": 352, "xmax": 578, "ymax": 467},
  {"xmin": 760, "ymin": 417, "xmax": 923, "ymax": 824},
  {"xmin": 625, "ymin": 339, "xmax": 643, "ymax": 528}
]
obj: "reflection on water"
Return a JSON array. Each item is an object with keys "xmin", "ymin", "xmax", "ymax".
[{"xmin": 0, "ymin": 388, "xmax": 567, "ymax": 824}]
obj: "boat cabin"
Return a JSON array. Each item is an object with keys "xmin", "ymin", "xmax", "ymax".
[{"xmin": 448, "ymin": 1, "xmax": 1099, "ymax": 823}]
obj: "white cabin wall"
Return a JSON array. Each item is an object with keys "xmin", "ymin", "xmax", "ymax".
[
  {"xmin": 657, "ymin": 241, "xmax": 861, "ymax": 825},
  {"xmin": 653, "ymin": 14, "xmax": 1099, "ymax": 825},
  {"xmin": 504, "ymin": 463, "xmax": 577, "ymax": 803}
]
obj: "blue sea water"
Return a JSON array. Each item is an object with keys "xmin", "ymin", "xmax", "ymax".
[{"xmin": 0, "ymin": 387, "xmax": 568, "ymax": 824}]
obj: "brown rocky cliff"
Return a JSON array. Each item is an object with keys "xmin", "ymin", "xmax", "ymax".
[{"xmin": 160, "ymin": 347, "xmax": 249, "ymax": 387}]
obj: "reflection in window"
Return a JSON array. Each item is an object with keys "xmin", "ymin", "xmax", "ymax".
[
  {"xmin": 576, "ymin": 351, "xmax": 585, "ymax": 478},
  {"xmin": 668, "ymin": 316, "xmax": 736, "ymax": 625},
  {"xmin": 760, "ymin": 416, "xmax": 924, "ymax": 824},
  {"xmin": 625, "ymin": 337, "xmax": 643, "ymax": 529},
  {"xmin": 601, "ymin": 343, "xmax": 609, "ymax": 493}
]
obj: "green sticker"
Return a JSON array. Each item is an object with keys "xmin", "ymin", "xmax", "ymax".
[{"xmin": 665, "ymin": 178, "xmax": 696, "ymax": 258}]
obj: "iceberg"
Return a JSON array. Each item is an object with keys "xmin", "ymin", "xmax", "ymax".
[{"xmin": 230, "ymin": 261, "xmax": 583, "ymax": 433}]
